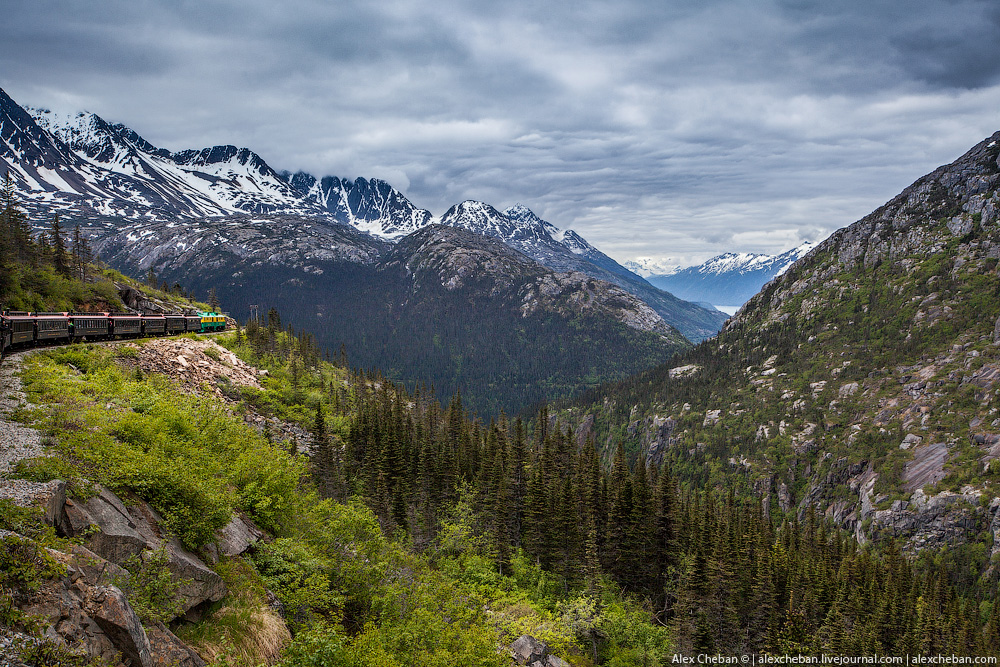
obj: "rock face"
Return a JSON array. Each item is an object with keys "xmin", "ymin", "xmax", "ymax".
[
  {"xmin": 3, "ymin": 479, "xmax": 267, "ymax": 665},
  {"xmin": 87, "ymin": 585, "xmax": 154, "ymax": 666},
  {"xmin": 20, "ymin": 543, "xmax": 203, "ymax": 667},
  {"xmin": 54, "ymin": 486, "xmax": 227, "ymax": 616},
  {"xmin": 509, "ymin": 635, "xmax": 570, "ymax": 667}
]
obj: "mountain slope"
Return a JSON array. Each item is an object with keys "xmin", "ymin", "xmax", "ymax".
[
  {"xmin": 563, "ymin": 130, "xmax": 1000, "ymax": 558},
  {"xmin": 92, "ymin": 218, "xmax": 690, "ymax": 416},
  {"xmin": 635, "ymin": 242, "xmax": 817, "ymax": 308},
  {"xmin": 2, "ymin": 87, "xmax": 727, "ymax": 339},
  {"xmin": 440, "ymin": 201, "xmax": 728, "ymax": 341}
]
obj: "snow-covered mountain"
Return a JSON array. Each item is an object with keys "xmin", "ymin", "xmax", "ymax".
[
  {"xmin": 623, "ymin": 258, "xmax": 681, "ymax": 278},
  {"xmin": 0, "ymin": 87, "xmax": 728, "ymax": 339},
  {"xmin": 284, "ymin": 172, "xmax": 432, "ymax": 239},
  {"xmin": 642, "ymin": 242, "xmax": 818, "ymax": 309},
  {"xmin": 20, "ymin": 103, "xmax": 323, "ymax": 220}
]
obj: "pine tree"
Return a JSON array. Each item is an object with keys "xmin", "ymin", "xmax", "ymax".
[
  {"xmin": 208, "ymin": 287, "xmax": 221, "ymax": 312},
  {"xmin": 50, "ymin": 214, "xmax": 69, "ymax": 277},
  {"xmin": 70, "ymin": 225, "xmax": 92, "ymax": 282},
  {"xmin": 313, "ymin": 401, "xmax": 326, "ymax": 444}
]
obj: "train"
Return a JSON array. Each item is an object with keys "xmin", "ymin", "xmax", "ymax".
[{"xmin": 0, "ymin": 310, "xmax": 228, "ymax": 360}]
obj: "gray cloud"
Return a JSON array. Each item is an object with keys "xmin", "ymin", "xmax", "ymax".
[{"xmin": 2, "ymin": 0, "xmax": 999, "ymax": 266}]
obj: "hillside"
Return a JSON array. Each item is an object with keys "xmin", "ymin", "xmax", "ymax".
[
  {"xmin": 562, "ymin": 131, "xmax": 1000, "ymax": 562},
  {"xmin": 4, "ymin": 320, "xmax": 997, "ymax": 663},
  {"xmin": 0, "ymin": 323, "xmax": 683, "ymax": 665},
  {"xmin": 94, "ymin": 219, "xmax": 690, "ymax": 416}
]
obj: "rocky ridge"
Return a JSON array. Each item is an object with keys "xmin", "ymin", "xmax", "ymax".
[
  {"xmin": 563, "ymin": 130, "xmax": 1000, "ymax": 557},
  {"xmin": 390, "ymin": 225, "xmax": 684, "ymax": 340}
]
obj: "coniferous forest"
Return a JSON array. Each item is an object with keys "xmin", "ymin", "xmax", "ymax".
[
  {"xmin": 240, "ymin": 317, "xmax": 1000, "ymax": 658},
  {"xmin": 4, "ymin": 167, "xmax": 1000, "ymax": 665}
]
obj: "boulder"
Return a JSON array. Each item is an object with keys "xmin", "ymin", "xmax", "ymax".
[
  {"xmin": 947, "ymin": 215, "xmax": 973, "ymax": 237},
  {"xmin": 509, "ymin": 635, "xmax": 570, "ymax": 667},
  {"xmin": 23, "ymin": 545, "xmax": 148, "ymax": 666},
  {"xmin": 204, "ymin": 511, "xmax": 267, "ymax": 563},
  {"xmin": 71, "ymin": 488, "xmax": 148, "ymax": 564},
  {"xmin": 838, "ymin": 382, "xmax": 859, "ymax": 398},
  {"xmin": 511, "ymin": 635, "xmax": 548, "ymax": 665},
  {"xmin": 88, "ymin": 585, "xmax": 154, "ymax": 667},
  {"xmin": 146, "ymin": 621, "xmax": 207, "ymax": 667},
  {"xmin": 53, "ymin": 486, "xmax": 226, "ymax": 617}
]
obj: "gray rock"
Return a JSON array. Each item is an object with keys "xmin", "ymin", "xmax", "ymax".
[
  {"xmin": 59, "ymin": 497, "xmax": 98, "ymax": 537},
  {"xmin": 994, "ymin": 313, "xmax": 1000, "ymax": 344},
  {"xmin": 213, "ymin": 511, "xmax": 267, "ymax": 560},
  {"xmin": 146, "ymin": 621, "xmax": 207, "ymax": 667},
  {"xmin": 947, "ymin": 215, "xmax": 973, "ymax": 237},
  {"xmin": 838, "ymin": 382, "xmax": 859, "ymax": 398},
  {"xmin": 18, "ymin": 540, "xmax": 209, "ymax": 667},
  {"xmin": 902, "ymin": 442, "xmax": 949, "ymax": 492},
  {"xmin": 88, "ymin": 585, "xmax": 154, "ymax": 667},
  {"xmin": 511, "ymin": 635, "xmax": 548, "ymax": 665},
  {"xmin": 778, "ymin": 482, "xmax": 792, "ymax": 512},
  {"xmin": 55, "ymin": 486, "xmax": 226, "ymax": 617},
  {"xmin": 79, "ymin": 488, "xmax": 149, "ymax": 565}
]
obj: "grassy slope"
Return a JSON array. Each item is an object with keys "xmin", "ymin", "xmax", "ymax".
[{"xmin": 6, "ymin": 334, "xmax": 671, "ymax": 666}]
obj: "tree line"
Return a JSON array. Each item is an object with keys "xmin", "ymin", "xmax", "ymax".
[
  {"xmin": 238, "ymin": 317, "xmax": 1000, "ymax": 657},
  {"xmin": 1, "ymin": 174, "xmax": 94, "ymax": 301}
]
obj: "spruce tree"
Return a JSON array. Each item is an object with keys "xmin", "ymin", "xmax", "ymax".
[{"xmin": 50, "ymin": 214, "xmax": 69, "ymax": 277}]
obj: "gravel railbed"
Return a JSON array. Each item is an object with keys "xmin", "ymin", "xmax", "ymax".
[{"xmin": 0, "ymin": 350, "xmax": 45, "ymax": 478}]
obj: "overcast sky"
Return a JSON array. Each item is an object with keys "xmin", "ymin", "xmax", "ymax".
[{"xmin": 3, "ymin": 0, "xmax": 1000, "ymax": 267}]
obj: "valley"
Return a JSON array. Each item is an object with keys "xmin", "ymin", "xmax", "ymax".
[{"xmin": 3, "ymin": 83, "xmax": 1000, "ymax": 664}]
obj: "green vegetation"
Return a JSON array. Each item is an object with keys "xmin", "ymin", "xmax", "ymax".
[
  {"xmin": 114, "ymin": 546, "xmax": 193, "ymax": 624},
  {"xmin": 21, "ymin": 345, "xmax": 305, "ymax": 549},
  {"xmin": 12, "ymin": 329, "xmax": 675, "ymax": 665}
]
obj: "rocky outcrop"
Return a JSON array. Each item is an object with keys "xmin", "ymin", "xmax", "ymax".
[
  {"xmin": 868, "ymin": 489, "xmax": 992, "ymax": 553},
  {"xmin": 19, "ymin": 544, "xmax": 154, "ymax": 666},
  {"xmin": 509, "ymin": 635, "xmax": 570, "ymax": 667},
  {"xmin": 88, "ymin": 586, "xmax": 154, "ymax": 666},
  {"xmin": 146, "ymin": 622, "xmax": 206, "ymax": 667},
  {"xmin": 132, "ymin": 338, "xmax": 264, "ymax": 399},
  {"xmin": 0, "ymin": 475, "xmax": 271, "ymax": 667},
  {"xmin": 204, "ymin": 511, "xmax": 268, "ymax": 564},
  {"xmin": 2, "ymin": 478, "xmax": 264, "ymax": 665},
  {"xmin": 53, "ymin": 486, "xmax": 227, "ymax": 616}
]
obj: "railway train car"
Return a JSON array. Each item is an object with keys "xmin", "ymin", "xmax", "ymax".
[
  {"xmin": 200, "ymin": 312, "xmax": 227, "ymax": 332},
  {"xmin": 111, "ymin": 313, "xmax": 142, "ymax": 337},
  {"xmin": 0, "ymin": 309, "xmax": 227, "ymax": 360}
]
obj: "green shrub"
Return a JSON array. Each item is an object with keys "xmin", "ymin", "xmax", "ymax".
[{"xmin": 113, "ymin": 547, "xmax": 192, "ymax": 624}]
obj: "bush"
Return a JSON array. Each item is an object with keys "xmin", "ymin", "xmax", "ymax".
[{"xmin": 113, "ymin": 547, "xmax": 192, "ymax": 624}]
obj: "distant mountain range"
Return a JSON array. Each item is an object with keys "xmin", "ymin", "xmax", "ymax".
[
  {"xmin": 0, "ymin": 87, "xmax": 726, "ymax": 342},
  {"xmin": 625, "ymin": 242, "xmax": 817, "ymax": 310}
]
